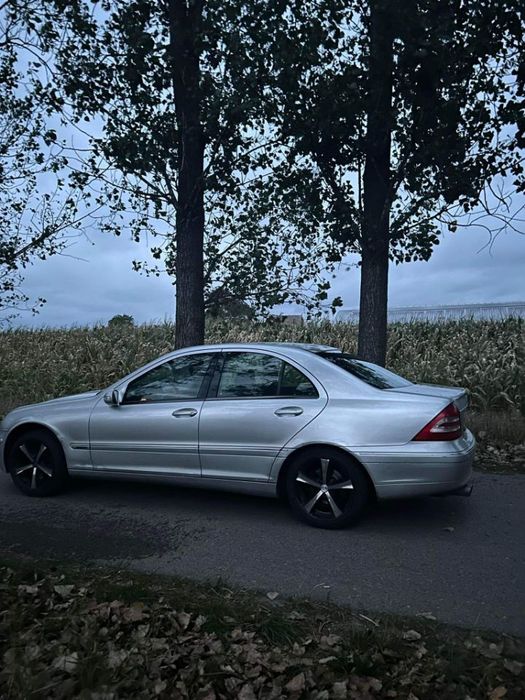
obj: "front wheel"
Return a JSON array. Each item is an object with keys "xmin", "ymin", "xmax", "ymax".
[
  {"xmin": 286, "ymin": 447, "xmax": 371, "ymax": 529},
  {"xmin": 7, "ymin": 429, "xmax": 68, "ymax": 497}
]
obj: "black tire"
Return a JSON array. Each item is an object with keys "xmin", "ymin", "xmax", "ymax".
[
  {"xmin": 7, "ymin": 428, "xmax": 68, "ymax": 497},
  {"xmin": 286, "ymin": 447, "xmax": 370, "ymax": 529}
]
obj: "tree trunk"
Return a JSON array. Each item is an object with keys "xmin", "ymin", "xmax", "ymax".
[
  {"xmin": 166, "ymin": 0, "xmax": 205, "ymax": 349},
  {"xmin": 358, "ymin": 0, "xmax": 394, "ymax": 366}
]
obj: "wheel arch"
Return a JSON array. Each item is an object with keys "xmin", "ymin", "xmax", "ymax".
[
  {"xmin": 275, "ymin": 443, "xmax": 377, "ymax": 502},
  {"xmin": 3, "ymin": 422, "xmax": 66, "ymax": 472}
]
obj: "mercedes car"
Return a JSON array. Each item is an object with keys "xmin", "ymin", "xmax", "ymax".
[{"xmin": 0, "ymin": 343, "xmax": 475, "ymax": 528}]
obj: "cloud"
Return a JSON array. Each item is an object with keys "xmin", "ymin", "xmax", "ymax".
[
  {"xmin": 12, "ymin": 223, "xmax": 525, "ymax": 327},
  {"xmin": 16, "ymin": 230, "xmax": 174, "ymax": 327}
]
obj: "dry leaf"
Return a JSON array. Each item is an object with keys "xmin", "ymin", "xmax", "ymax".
[
  {"xmin": 416, "ymin": 612, "xmax": 436, "ymax": 621},
  {"xmin": 332, "ymin": 680, "xmax": 347, "ymax": 699},
  {"xmin": 177, "ymin": 612, "xmax": 191, "ymax": 629},
  {"xmin": 53, "ymin": 652, "xmax": 79, "ymax": 673},
  {"xmin": 403, "ymin": 630, "xmax": 422, "ymax": 641},
  {"xmin": 503, "ymin": 659, "xmax": 523, "ymax": 676},
  {"xmin": 488, "ymin": 687, "xmax": 507, "ymax": 700},
  {"xmin": 266, "ymin": 591, "xmax": 279, "ymax": 601},
  {"xmin": 286, "ymin": 672, "xmax": 306, "ymax": 693},
  {"xmin": 238, "ymin": 683, "xmax": 257, "ymax": 700},
  {"xmin": 54, "ymin": 584, "xmax": 75, "ymax": 597},
  {"xmin": 154, "ymin": 680, "xmax": 167, "ymax": 695},
  {"xmin": 320, "ymin": 634, "xmax": 342, "ymax": 647}
]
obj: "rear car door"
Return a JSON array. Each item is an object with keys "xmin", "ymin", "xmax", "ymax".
[
  {"xmin": 89, "ymin": 351, "xmax": 217, "ymax": 476},
  {"xmin": 199, "ymin": 351, "xmax": 328, "ymax": 481}
]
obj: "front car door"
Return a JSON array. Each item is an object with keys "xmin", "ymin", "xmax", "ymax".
[
  {"xmin": 199, "ymin": 351, "xmax": 328, "ymax": 481},
  {"xmin": 89, "ymin": 351, "xmax": 217, "ymax": 476}
]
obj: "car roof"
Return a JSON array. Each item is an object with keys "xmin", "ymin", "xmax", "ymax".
[
  {"xmin": 260, "ymin": 342, "xmax": 341, "ymax": 354},
  {"xmin": 182, "ymin": 342, "xmax": 342, "ymax": 355}
]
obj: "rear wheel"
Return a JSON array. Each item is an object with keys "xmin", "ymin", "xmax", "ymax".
[
  {"xmin": 286, "ymin": 447, "xmax": 370, "ymax": 529},
  {"xmin": 7, "ymin": 429, "xmax": 68, "ymax": 497}
]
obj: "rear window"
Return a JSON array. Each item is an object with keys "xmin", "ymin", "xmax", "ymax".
[{"xmin": 319, "ymin": 353, "xmax": 411, "ymax": 390}]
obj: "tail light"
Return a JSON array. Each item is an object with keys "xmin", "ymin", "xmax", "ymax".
[{"xmin": 412, "ymin": 403, "xmax": 462, "ymax": 441}]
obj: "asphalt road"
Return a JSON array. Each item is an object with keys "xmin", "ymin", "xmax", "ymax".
[{"xmin": 0, "ymin": 471, "xmax": 523, "ymax": 636}]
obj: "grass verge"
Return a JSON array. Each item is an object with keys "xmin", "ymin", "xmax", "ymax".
[
  {"xmin": 469, "ymin": 412, "xmax": 525, "ymax": 475},
  {"xmin": 0, "ymin": 555, "xmax": 523, "ymax": 699}
]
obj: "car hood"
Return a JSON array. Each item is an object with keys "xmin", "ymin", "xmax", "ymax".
[
  {"xmin": 385, "ymin": 383, "xmax": 469, "ymax": 411},
  {"xmin": 8, "ymin": 390, "xmax": 101, "ymax": 415}
]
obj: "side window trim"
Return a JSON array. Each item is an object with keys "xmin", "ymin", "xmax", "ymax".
[
  {"xmin": 122, "ymin": 351, "xmax": 219, "ymax": 405},
  {"xmin": 197, "ymin": 353, "xmax": 221, "ymax": 400}
]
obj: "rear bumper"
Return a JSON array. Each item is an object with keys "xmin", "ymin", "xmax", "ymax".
[
  {"xmin": 353, "ymin": 429, "xmax": 476, "ymax": 500},
  {"xmin": 436, "ymin": 482, "xmax": 473, "ymax": 497}
]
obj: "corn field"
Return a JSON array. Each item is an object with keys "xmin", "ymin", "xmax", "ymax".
[{"xmin": 0, "ymin": 318, "xmax": 523, "ymax": 417}]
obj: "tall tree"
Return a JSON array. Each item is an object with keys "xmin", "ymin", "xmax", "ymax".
[
  {"xmin": 267, "ymin": 0, "xmax": 524, "ymax": 364},
  {"xmin": 42, "ymin": 0, "xmax": 342, "ymax": 347},
  {"xmin": 166, "ymin": 0, "xmax": 205, "ymax": 347}
]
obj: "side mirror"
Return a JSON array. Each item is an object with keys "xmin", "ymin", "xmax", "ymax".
[{"xmin": 103, "ymin": 389, "xmax": 122, "ymax": 406}]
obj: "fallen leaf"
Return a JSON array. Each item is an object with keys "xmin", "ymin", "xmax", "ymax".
[
  {"xmin": 416, "ymin": 612, "xmax": 436, "ymax": 621},
  {"xmin": 177, "ymin": 612, "xmax": 191, "ymax": 629},
  {"xmin": 285, "ymin": 672, "xmax": 306, "ymax": 693},
  {"xmin": 319, "ymin": 656, "xmax": 337, "ymax": 664},
  {"xmin": 266, "ymin": 591, "xmax": 279, "ymax": 600},
  {"xmin": 503, "ymin": 659, "xmax": 523, "ymax": 676},
  {"xmin": 54, "ymin": 584, "xmax": 75, "ymax": 597},
  {"xmin": 122, "ymin": 604, "xmax": 146, "ymax": 622},
  {"xmin": 332, "ymin": 680, "xmax": 347, "ymax": 699},
  {"xmin": 238, "ymin": 683, "xmax": 256, "ymax": 700},
  {"xmin": 287, "ymin": 611, "xmax": 306, "ymax": 620},
  {"xmin": 320, "ymin": 634, "xmax": 342, "ymax": 647},
  {"xmin": 369, "ymin": 678, "xmax": 383, "ymax": 691},
  {"xmin": 488, "ymin": 686, "xmax": 507, "ymax": 700},
  {"xmin": 53, "ymin": 652, "xmax": 78, "ymax": 673},
  {"xmin": 443, "ymin": 526, "xmax": 455, "ymax": 532},
  {"xmin": 403, "ymin": 629, "xmax": 422, "ymax": 641},
  {"xmin": 154, "ymin": 680, "xmax": 167, "ymax": 695}
]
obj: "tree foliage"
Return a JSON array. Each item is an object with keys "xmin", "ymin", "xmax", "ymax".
[
  {"xmin": 261, "ymin": 0, "xmax": 525, "ymax": 362},
  {"xmin": 0, "ymin": 1, "xmax": 86, "ymax": 323},
  {"xmin": 43, "ymin": 0, "xmax": 344, "ymax": 344}
]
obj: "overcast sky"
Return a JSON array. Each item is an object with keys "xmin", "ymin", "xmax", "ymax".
[{"xmin": 12, "ymin": 220, "xmax": 524, "ymax": 328}]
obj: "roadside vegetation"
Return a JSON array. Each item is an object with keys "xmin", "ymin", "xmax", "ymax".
[
  {"xmin": 1, "ymin": 557, "xmax": 523, "ymax": 699},
  {"xmin": 0, "ymin": 318, "xmax": 523, "ymax": 473}
]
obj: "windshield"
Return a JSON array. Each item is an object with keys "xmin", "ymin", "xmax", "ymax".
[{"xmin": 319, "ymin": 353, "xmax": 412, "ymax": 390}]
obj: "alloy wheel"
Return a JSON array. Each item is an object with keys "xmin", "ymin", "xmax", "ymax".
[
  {"xmin": 11, "ymin": 440, "xmax": 55, "ymax": 491},
  {"xmin": 294, "ymin": 456, "xmax": 355, "ymax": 521}
]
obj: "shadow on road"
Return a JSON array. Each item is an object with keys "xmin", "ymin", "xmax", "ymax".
[{"xmin": 64, "ymin": 474, "xmax": 471, "ymax": 534}]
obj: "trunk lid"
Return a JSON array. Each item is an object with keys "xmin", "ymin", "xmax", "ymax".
[{"xmin": 385, "ymin": 383, "xmax": 469, "ymax": 412}]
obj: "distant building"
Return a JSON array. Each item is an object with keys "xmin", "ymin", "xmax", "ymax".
[{"xmin": 334, "ymin": 302, "xmax": 525, "ymax": 324}]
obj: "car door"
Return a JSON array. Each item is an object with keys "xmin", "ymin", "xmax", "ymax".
[
  {"xmin": 199, "ymin": 351, "xmax": 328, "ymax": 481},
  {"xmin": 89, "ymin": 351, "xmax": 217, "ymax": 476}
]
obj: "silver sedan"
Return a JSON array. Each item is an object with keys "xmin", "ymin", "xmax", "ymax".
[{"xmin": 0, "ymin": 342, "xmax": 475, "ymax": 528}]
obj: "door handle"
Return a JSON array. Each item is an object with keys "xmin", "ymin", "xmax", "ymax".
[
  {"xmin": 172, "ymin": 408, "xmax": 198, "ymax": 417},
  {"xmin": 274, "ymin": 406, "xmax": 304, "ymax": 417}
]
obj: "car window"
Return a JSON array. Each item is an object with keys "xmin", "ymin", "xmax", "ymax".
[
  {"xmin": 215, "ymin": 353, "xmax": 318, "ymax": 399},
  {"xmin": 280, "ymin": 362, "xmax": 318, "ymax": 397},
  {"xmin": 217, "ymin": 353, "xmax": 281, "ymax": 398},
  {"xmin": 124, "ymin": 353, "xmax": 214, "ymax": 403},
  {"xmin": 319, "ymin": 353, "xmax": 411, "ymax": 390}
]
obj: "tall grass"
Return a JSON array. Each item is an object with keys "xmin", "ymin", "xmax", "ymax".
[{"xmin": 0, "ymin": 318, "xmax": 523, "ymax": 417}]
